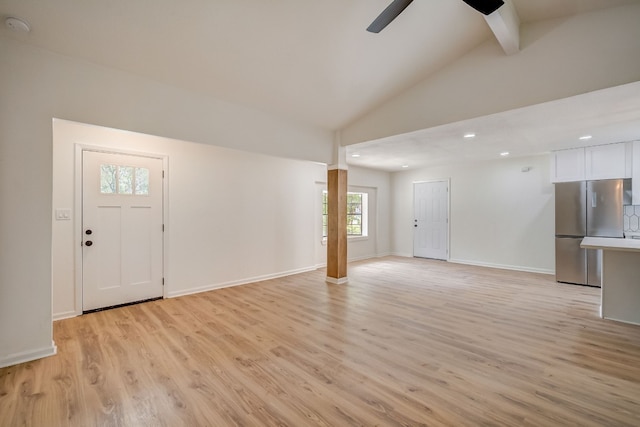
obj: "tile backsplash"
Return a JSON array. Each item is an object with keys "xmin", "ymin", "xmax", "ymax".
[{"xmin": 624, "ymin": 205, "xmax": 640, "ymax": 232}]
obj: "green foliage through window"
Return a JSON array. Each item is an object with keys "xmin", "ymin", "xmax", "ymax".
[
  {"xmin": 100, "ymin": 164, "xmax": 150, "ymax": 196},
  {"xmin": 322, "ymin": 191, "xmax": 328, "ymax": 237},
  {"xmin": 322, "ymin": 191, "xmax": 366, "ymax": 237},
  {"xmin": 347, "ymin": 193, "xmax": 363, "ymax": 236}
]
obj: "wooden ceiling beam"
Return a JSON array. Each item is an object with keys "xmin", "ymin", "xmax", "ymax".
[{"xmin": 484, "ymin": 0, "xmax": 520, "ymax": 55}]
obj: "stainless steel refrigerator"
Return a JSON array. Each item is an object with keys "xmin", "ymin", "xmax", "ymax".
[{"xmin": 555, "ymin": 179, "xmax": 631, "ymax": 286}]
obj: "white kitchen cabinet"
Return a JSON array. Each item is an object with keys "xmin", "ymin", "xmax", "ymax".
[
  {"xmin": 632, "ymin": 141, "xmax": 640, "ymax": 205},
  {"xmin": 585, "ymin": 142, "xmax": 632, "ymax": 180},
  {"xmin": 550, "ymin": 148, "xmax": 585, "ymax": 182}
]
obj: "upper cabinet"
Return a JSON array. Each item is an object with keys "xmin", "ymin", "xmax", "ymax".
[
  {"xmin": 633, "ymin": 141, "xmax": 640, "ymax": 205},
  {"xmin": 551, "ymin": 142, "xmax": 632, "ymax": 183},
  {"xmin": 550, "ymin": 148, "xmax": 585, "ymax": 182},
  {"xmin": 585, "ymin": 142, "xmax": 632, "ymax": 180}
]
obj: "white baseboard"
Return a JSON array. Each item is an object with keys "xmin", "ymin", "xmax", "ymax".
[
  {"xmin": 166, "ymin": 265, "xmax": 318, "ymax": 298},
  {"xmin": 448, "ymin": 258, "xmax": 554, "ymax": 275},
  {"xmin": 375, "ymin": 252, "xmax": 393, "ymax": 258},
  {"xmin": 169, "ymin": 254, "xmax": 398, "ymax": 298},
  {"xmin": 326, "ymin": 276, "xmax": 349, "ymax": 285},
  {"xmin": 388, "ymin": 253, "xmax": 553, "ymax": 275},
  {"xmin": 53, "ymin": 310, "xmax": 80, "ymax": 321},
  {"xmin": 348, "ymin": 254, "xmax": 375, "ymax": 262},
  {"xmin": 0, "ymin": 341, "xmax": 57, "ymax": 368},
  {"xmin": 316, "ymin": 252, "xmax": 393, "ymax": 269},
  {"xmin": 390, "ymin": 252, "xmax": 413, "ymax": 258}
]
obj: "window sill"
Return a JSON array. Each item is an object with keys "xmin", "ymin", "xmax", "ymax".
[{"xmin": 321, "ymin": 236, "xmax": 369, "ymax": 245}]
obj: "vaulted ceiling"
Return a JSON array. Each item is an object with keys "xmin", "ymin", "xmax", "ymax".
[{"xmin": 1, "ymin": 0, "xmax": 639, "ymax": 168}]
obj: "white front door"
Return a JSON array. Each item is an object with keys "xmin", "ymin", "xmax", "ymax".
[
  {"xmin": 82, "ymin": 151, "xmax": 164, "ymax": 311},
  {"xmin": 414, "ymin": 181, "xmax": 449, "ymax": 260}
]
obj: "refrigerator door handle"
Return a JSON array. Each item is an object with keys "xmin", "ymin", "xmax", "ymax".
[{"xmin": 591, "ymin": 191, "xmax": 597, "ymax": 208}]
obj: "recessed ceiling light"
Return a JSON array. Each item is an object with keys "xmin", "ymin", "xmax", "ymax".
[
  {"xmin": 351, "ymin": 153, "xmax": 360, "ymax": 158},
  {"xmin": 401, "ymin": 164, "xmax": 409, "ymax": 168},
  {"xmin": 463, "ymin": 133, "xmax": 476, "ymax": 139},
  {"xmin": 579, "ymin": 135, "xmax": 593, "ymax": 141},
  {"xmin": 500, "ymin": 152, "xmax": 510, "ymax": 157}
]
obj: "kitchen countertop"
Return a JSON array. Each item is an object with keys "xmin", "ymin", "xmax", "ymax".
[
  {"xmin": 580, "ymin": 236, "xmax": 640, "ymax": 326},
  {"xmin": 581, "ymin": 237, "xmax": 640, "ymax": 252}
]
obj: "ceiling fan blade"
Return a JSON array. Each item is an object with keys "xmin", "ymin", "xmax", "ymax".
[
  {"xmin": 461, "ymin": 0, "xmax": 504, "ymax": 15},
  {"xmin": 367, "ymin": 0, "xmax": 414, "ymax": 33}
]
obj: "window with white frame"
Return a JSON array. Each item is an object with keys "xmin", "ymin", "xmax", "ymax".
[
  {"xmin": 100, "ymin": 164, "xmax": 150, "ymax": 195},
  {"xmin": 322, "ymin": 191, "xmax": 368, "ymax": 238}
]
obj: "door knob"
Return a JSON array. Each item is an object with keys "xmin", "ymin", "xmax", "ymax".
[
  {"xmin": 85, "ymin": 241, "xmax": 93, "ymax": 247},
  {"xmin": 85, "ymin": 229, "xmax": 92, "ymax": 235}
]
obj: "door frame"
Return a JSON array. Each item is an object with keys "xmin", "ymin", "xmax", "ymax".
[
  {"xmin": 73, "ymin": 144, "xmax": 169, "ymax": 317},
  {"xmin": 412, "ymin": 179, "xmax": 451, "ymax": 261}
]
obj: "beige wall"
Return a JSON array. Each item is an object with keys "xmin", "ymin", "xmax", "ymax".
[
  {"xmin": 313, "ymin": 166, "xmax": 392, "ymax": 267},
  {"xmin": 392, "ymin": 154, "xmax": 554, "ymax": 273},
  {"xmin": 52, "ymin": 120, "xmax": 336, "ymax": 319}
]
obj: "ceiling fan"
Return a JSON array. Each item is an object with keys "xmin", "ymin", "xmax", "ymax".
[{"xmin": 367, "ymin": 0, "xmax": 505, "ymax": 33}]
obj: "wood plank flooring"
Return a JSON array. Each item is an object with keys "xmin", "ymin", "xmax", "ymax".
[{"xmin": 2, "ymin": 256, "xmax": 640, "ymax": 426}]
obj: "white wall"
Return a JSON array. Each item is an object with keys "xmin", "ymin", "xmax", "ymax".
[
  {"xmin": 8, "ymin": 3, "xmax": 632, "ymax": 366},
  {"xmin": 313, "ymin": 166, "xmax": 392, "ymax": 267},
  {"xmin": 348, "ymin": 166, "xmax": 392, "ymax": 261},
  {"xmin": 52, "ymin": 120, "xmax": 328, "ymax": 318},
  {"xmin": 392, "ymin": 154, "xmax": 554, "ymax": 274},
  {"xmin": 342, "ymin": 4, "xmax": 640, "ymax": 145},
  {"xmin": 0, "ymin": 36, "xmax": 333, "ymax": 367}
]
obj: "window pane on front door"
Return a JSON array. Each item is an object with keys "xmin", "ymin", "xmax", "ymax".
[
  {"xmin": 135, "ymin": 167, "xmax": 150, "ymax": 195},
  {"xmin": 100, "ymin": 164, "xmax": 117, "ymax": 194},
  {"xmin": 119, "ymin": 166, "xmax": 134, "ymax": 194}
]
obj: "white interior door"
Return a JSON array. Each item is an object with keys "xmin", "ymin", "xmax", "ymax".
[
  {"xmin": 414, "ymin": 181, "xmax": 449, "ymax": 260},
  {"xmin": 82, "ymin": 151, "xmax": 164, "ymax": 311}
]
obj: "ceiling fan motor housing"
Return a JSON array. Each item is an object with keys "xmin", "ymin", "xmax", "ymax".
[{"xmin": 462, "ymin": 0, "xmax": 505, "ymax": 16}]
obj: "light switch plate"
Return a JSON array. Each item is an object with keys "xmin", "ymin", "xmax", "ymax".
[{"xmin": 55, "ymin": 208, "xmax": 71, "ymax": 221}]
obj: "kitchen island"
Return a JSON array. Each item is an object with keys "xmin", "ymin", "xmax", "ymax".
[{"xmin": 581, "ymin": 237, "xmax": 640, "ymax": 326}]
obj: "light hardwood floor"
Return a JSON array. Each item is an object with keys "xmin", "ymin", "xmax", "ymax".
[{"xmin": 2, "ymin": 256, "xmax": 640, "ymax": 426}]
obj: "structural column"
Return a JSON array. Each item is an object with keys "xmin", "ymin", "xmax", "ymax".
[{"xmin": 326, "ymin": 136, "xmax": 348, "ymax": 284}]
